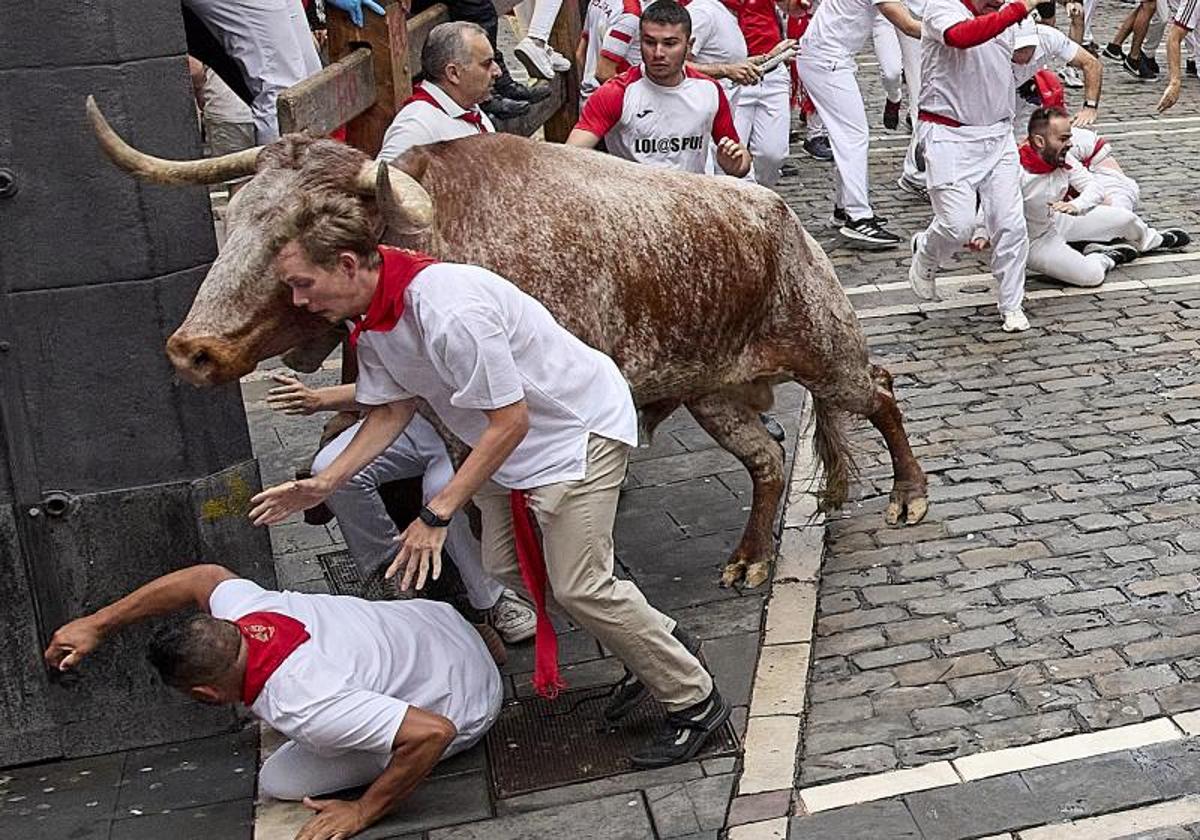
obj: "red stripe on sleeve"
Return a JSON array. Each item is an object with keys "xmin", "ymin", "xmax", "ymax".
[
  {"xmin": 943, "ymin": 1, "xmax": 1029, "ymax": 48},
  {"xmin": 574, "ymin": 73, "xmax": 630, "ymax": 137},
  {"xmin": 610, "ymin": 29, "xmax": 633, "ymax": 42}
]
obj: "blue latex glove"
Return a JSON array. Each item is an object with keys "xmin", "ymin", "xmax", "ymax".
[{"xmin": 328, "ymin": 0, "xmax": 386, "ymax": 28}]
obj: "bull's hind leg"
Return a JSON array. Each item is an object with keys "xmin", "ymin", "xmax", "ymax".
[
  {"xmin": 686, "ymin": 384, "xmax": 784, "ymax": 589},
  {"xmin": 866, "ymin": 364, "xmax": 927, "ymax": 525}
]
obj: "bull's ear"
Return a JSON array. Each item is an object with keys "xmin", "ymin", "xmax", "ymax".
[{"xmin": 359, "ymin": 161, "xmax": 433, "ymax": 235}]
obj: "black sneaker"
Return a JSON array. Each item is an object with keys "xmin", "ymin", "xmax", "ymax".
[
  {"xmin": 802, "ymin": 135, "xmax": 834, "ymax": 161},
  {"xmin": 480, "ymin": 95, "xmax": 531, "ymax": 119},
  {"xmin": 831, "ymin": 207, "xmax": 889, "ymax": 226},
  {"xmin": 1082, "ymin": 41, "xmax": 1100, "ymax": 56},
  {"xmin": 630, "ymin": 686, "xmax": 732, "ymax": 768},
  {"xmin": 1188, "ymin": 58, "xmax": 1198, "ymax": 76},
  {"xmin": 883, "ymin": 98, "xmax": 901, "ymax": 130},
  {"xmin": 1142, "ymin": 55, "xmax": 1160, "ymax": 80},
  {"xmin": 896, "ymin": 175, "xmax": 929, "ymax": 201},
  {"xmin": 604, "ymin": 625, "xmax": 702, "ymax": 722},
  {"xmin": 1102, "ymin": 43, "xmax": 1126, "ymax": 62},
  {"xmin": 1122, "ymin": 55, "xmax": 1142, "ymax": 78},
  {"xmin": 495, "ymin": 79, "xmax": 552, "ymax": 103},
  {"xmin": 1083, "ymin": 242, "xmax": 1139, "ymax": 265},
  {"xmin": 839, "ymin": 216, "xmax": 902, "ymax": 248},
  {"xmin": 1159, "ymin": 229, "xmax": 1191, "ymax": 250},
  {"xmin": 760, "ymin": 413, "xmax": 786, "ymax": 444}
]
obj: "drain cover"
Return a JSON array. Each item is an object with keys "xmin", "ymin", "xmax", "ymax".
[
  {"xmin": 485, "ymin": 688, "xmax": 740, "ymax": 799},
  {"xmin": 316, "ymin": 549, "xmax": 394, "ymax": 600}
]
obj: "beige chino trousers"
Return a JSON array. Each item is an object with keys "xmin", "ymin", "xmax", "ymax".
[{"xmin": 474, "ymin": 435, "xmax": 712, "ymax": 711}]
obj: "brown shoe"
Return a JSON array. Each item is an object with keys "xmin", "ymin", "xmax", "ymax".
[{"xmin": 473, "ymin": 622, "xmax": 508, "ymax": 666}]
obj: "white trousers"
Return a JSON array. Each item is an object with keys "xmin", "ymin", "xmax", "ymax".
[
  {"xmin": 1084, "ymin": 0, "xmax": 1098, "ymax": 43},
  {"xmin": 733, "ymin": 64, "xmax": 791, "ymax": 186},
  {"xmin": 312, "ymin": 416, "xmax": 505, "ymax": 610},
  {"xmin": 872, "ymin": 11, "xmax": 904, "ymax": 102},
  {"xmin": 1095, "ymin": 167, "xmax": 1140, "ymax": 212},
  {"xmin": 183, "ymin": 0, "xmax": 322, "ymax": 142},
  {"xmin": 795, "ymin": 55, "xmax": 873, "ymax": 218},
  {"xmin": 898, "ymin": 30, "xmax": 924, "ymax": 184},
  {"xmin": 258, "ymin": 694, "xmax": 499, "ymax": 800},
  {"xmin": 1028, "ymin": 205, "xmax": 1161, "ymax": 287},
  {"xmin": 917, "ymin": 125, "xmax": 1028, "ymax": 313},
  {"xmin": 524, "ymin": 0, "xmax": 565, "ymax": 41}
]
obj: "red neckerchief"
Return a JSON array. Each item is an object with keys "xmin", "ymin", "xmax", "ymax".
[
  {"xmin": 510, "ymin": 491, "xmax": 566, "ymax": 699},
  {"xmin": 237, "ymin": 611, "xmax": 310, "ymax": 706},
  {"xmin": 349, "ymin": 246, "xmax": 440, "ymax": 347},
  {"xmin": 1081, "ymin": 137, "xmax": 1108, "ymax": 168},
  {"xmin": 1019, "ymin": 142, "xmax": 1070, "ymax": 174},
  {"xmin": 403, "ymin": 83, "xmax": 487, "ymax": 133}
]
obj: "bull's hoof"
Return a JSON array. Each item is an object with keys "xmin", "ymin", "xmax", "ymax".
[
  {"xmin": 885, "ymin": 492, "xmax": 929, "ymax": 526},
  {"xmin": 744, "ymin": 561, "xmax": 771, "ymax": 589},
  {"xmin": 720, "ymin": 561, "xmax": 746, "ymax": 588}
]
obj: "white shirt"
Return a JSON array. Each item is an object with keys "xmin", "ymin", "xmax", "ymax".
[
  {"xmin": 209, "ymin": 579, "xmax": 502, "ymax": 758},
  {"xmin": 920, "ymin": 0, "xmax": 1022, "ymax": 134},
  {"xmin": 355, "ymin": 262, "xmax": 638, "ymax": 489},
  {"xmin": 1069, "ymin": 126, "xmax": 1114, "ymax": 168},
  {"xmin": 801, "ymin": 0, "xmax": 895, "ymax": 58},
  {"xmin": 689, "ymin": 0, "xmax": 751, "ymax": 93},
  {"xmin": 1012, "ymin": 22, "xmax": 1079, "ymax": 86},
  {"xmin": 575, "ymin": 66, "xmax": 739, "ymax": 173},
  {"xmin": 1020, "ymin": 151, "xmax": 1103, "ymax": 239},
  {"xmin": 601, "ymin": 0, "xmax": 651, "ymax": 73},
  {"xmin": 377, "ymin": 81, "xmax": 495, "ymax": 162},
  {"xmin": 582, "ymin": 0, "xmax": 627, "ymax": 100}
]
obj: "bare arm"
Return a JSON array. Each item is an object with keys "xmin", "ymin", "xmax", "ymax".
[
  {"xmin": 387, "ymin": 401, "xmax": 529, "ymax": 589},
  {"xmin": 879, "ymin": 2, "xmax": 923, "ymax": 40},
  {"xmin": 687, "ymin": 59, "xmax": 763, "ymax": 84},
  {"xmin": 1159, "ymin": 25, "xmax": 1187, "ymax": 112},
  {"xmin": 248, "ymin": 400, "xmax": 417, "ymax": 525},
  {"xmin": 1070, "ymin": 47, "xmax": 1102, "ymax": 125},
  {"xmin": 266, "ymin": 375, "xmax": 360, "ymax": 415},
  {"xmin": 294, "ymin": 708, "xmax": 458, "ymax": 840},
  {"xmin": 596, "ymin": 53, "xmax": 622, "ymax": 83},
  {"xmin": 566, "ymin": 128, "xmax": 602, "ymax": 148},
  {"xmin": 44, "ymin": 565, "xmax": 237, "ymax": 671}
]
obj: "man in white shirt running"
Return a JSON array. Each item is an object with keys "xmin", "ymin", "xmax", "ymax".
[
  {"xmin": 796, "ymin": 0, "xmax": 922, "ymax": 247},
  {"xmin": 379, "ymin": 22, "xmax": 499, "ymax": 163},
  {"xmin": 247, "ymin": 200, "xmax": 728, "ymax": 770},
  {"xmin": 44, "ymin": 564, "xmax": 502, "ymax": 840},
  {"xmin": 566, "ymin": 0, "xmax": 752, "ymax": 176},
  {"xmin": 908, "ymin": 0, "xmax": 1039, "ymax": 333},
  {"xmin": 1011, "ymin": 20, "xmax": 1102, "ymax": 132}
]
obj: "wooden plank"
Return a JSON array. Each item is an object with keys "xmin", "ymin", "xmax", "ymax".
[
  {"xmin": 277, "ymin": 47, "xmax": 375, "ymax": 136},
  {"xmin": 329, "ymin": 0, "xmax": 413, "ymax": 157},
  {"xmin": 542, "ymin": 0, "xmax": 583, "ymax": 142},
  {"xmin": 405, "ymin": 4, "xmax": 450, "ymax": 81},
  {"xmin": 492, "ymin": 76, "xmax": 566, "ymax": 137}
]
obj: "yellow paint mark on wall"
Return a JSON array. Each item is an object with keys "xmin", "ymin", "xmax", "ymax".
[{"xmin": 201, "ymin": 474, "xmax": 254, "ymax": 522}]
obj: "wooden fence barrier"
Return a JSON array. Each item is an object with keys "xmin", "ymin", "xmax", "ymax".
[{"xmin": 277, "ymin": 0, "xmax": 582, "ymax": 155}]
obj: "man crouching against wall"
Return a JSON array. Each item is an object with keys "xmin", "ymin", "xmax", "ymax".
[
  {"xmin": 246, "ymin": 190, "xmax": 728, "ymax": 772},
  {"xmin": 44, "ymin": 562, "xmax": 501, "ymax": 840}
]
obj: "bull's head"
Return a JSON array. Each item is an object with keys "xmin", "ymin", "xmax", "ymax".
[{"xmin": 86, "ymin": 96, "xmax": 435, "ymax": 385}]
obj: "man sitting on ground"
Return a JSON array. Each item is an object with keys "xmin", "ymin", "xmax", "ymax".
[
  {"xmin": 970, "ymin": 107, "xmax": 1189, "ymax": 289},
  {"xmin": 44, "ymin": 564, "xmax": 502, "ymax": 840}
]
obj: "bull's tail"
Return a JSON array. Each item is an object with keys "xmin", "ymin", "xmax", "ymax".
[{"xmin": 811, "ymin": 396, "xmax": 856, "ymax": 512}]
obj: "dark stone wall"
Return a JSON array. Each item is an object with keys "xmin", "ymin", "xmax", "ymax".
[{"xmin": 0, "ymin": 0, "xmax": 275, "ymax": 765}]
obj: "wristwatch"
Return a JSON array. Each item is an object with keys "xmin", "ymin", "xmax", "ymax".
[
  {"xmin": 1083, "ymin": 99, "xmax": 1099, "ymax": 109},
  {"xmin": 418, "ymin": 505, "xmax": 452, "ymax": 528}
]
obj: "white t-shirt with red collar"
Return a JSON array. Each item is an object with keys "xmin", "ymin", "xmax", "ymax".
[
  {"xmin": 576, "ymin": 65, "xmax": 739, "ymax": 173},
  {"xmin": 377, "ymin": 81, "xmax": 494, "ymax": 163},
  {"xmin": 208, "ymin": 578, "xmax": 502, "ymax": 759}
]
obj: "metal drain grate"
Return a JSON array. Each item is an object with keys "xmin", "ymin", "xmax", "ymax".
[
  {"xmin": 316, "ymin": 549, "xmax": 395, "ymax": 600},
  {"xmin": 485, "ymin": 688, "xmax": 740, "ymax": 799}
]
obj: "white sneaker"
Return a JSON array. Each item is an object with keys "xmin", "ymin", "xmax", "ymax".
[
  {"xmin": 547, "ymin": 46, "xmax": 571, "ymax": 72},
  {"xmin": 490, "ymin": 589, "xmax": 537, "ymax": 644},
  {"xmin": 515, "ymin": 37, "xmax": 557, "ymax": 80},
  {"xmin": 908, "ymin": 233, "xmax": 939, "ymax": 300},
  {"xmin": 1001, "ymin": 308, "xmax": 1031, "ymax": 332},
  {"xmin": 1061, "ymin": 65, "xmax": 1084, "ymax": 88}
]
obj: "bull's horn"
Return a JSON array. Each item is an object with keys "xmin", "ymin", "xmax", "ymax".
[
  {"xmin": 86, "ymin": 95, "xmax": 262, "ymax": 185},
  {"xmin": 354, "ymin": 161, "xmax": 434, "ymax": 234}
]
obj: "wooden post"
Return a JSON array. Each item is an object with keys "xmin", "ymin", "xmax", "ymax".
[
  {"xmin": 328, "ymin": 0, "xmax": 413, "ymax": 157},
  {"xmin": 542, "ymin": 0, "xmax": 583, "ymax": 142}
]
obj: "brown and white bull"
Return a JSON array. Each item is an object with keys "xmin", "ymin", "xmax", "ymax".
[{"xmin": 86, "ymin": 96, "xmax": 928, "ymax": 588}]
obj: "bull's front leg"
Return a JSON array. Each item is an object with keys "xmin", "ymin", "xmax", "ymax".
[{"xmin": 686, "ymin": 389, "xmax": 785, "ymax": 589}]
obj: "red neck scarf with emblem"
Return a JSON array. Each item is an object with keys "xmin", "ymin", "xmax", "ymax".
[
  {"xmin": 1019, "ymin": 142, "xmax": 1070, "ymax": 174},
  {"xmin": 349, "ymin": 246, "xmax": 440, "ymax": 347},
  {"xmin": 237, "ymin": 611, "xmax": 310, "ymax": 706},
  {"xmin": 403, "ymin": 83, "xmax": 488, "ymax": 133}
]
